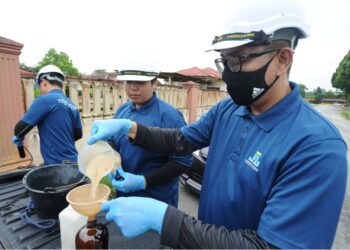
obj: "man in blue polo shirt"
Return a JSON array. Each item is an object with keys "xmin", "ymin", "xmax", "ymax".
[
  {"xmin": 13, "ymin": 65, "xmax": 82, "ymax": 165},
  {"xmin": 105, "ymin": 66, "xmax": 192, "ymax": 207},
  {"xmin": 87, "ymin": 1, "xmax": 347, "ymax": 248}
]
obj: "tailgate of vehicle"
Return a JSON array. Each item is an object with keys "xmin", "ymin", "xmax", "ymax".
[{"xmin": 0, "ymin": 169, "xmax": 61, "ymax": 249}]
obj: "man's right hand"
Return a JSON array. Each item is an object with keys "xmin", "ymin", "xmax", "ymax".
[
  {"xmin": 12, "ymin": 136, "xmax": 24, "ymax": 147},
  {"xmin": 87, "ymin": 119, "xmax": 132, "ymax": 145}
]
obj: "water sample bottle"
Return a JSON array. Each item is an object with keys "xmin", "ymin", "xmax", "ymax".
[{"xmin": 75, "ymin": 219, "xmax": 109, "ymax": 249}]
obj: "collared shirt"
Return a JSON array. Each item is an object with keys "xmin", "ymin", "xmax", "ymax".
[
  {"xmin": 180, "ymin": 82, "xmax": 347, "ymax": 248},
  {"xmin": 22, "ymin": 89, "xmax": 82, "ymax": 164},
  {"xmin": 112, "ymin": 93, "xmax": 192, "ymax": 206}
]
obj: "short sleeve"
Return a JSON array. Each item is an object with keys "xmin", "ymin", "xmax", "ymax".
[
  {"xmin": 163, "ymin": 109, "xmax": 193, "ymax": 167},
  {"xmin": 180, "ymin": 103, "xmax": 219, "ymax": 149},
  {"xmin": 22, "ymin": 97, "xmax": 50, "ymax": 126}
]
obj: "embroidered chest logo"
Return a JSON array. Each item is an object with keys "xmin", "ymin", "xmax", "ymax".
[
  {"xmin": 252, "ymin": 87, "xmax": 264, "ymax": 98},
  {"xmin": 245, "ymin": 150, "xmax": 262, "ymax": 172}
]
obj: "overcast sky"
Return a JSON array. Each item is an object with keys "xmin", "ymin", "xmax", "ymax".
[{"xmin": 1, "ymin": 0, "xmax": 349, "ymax": 91}]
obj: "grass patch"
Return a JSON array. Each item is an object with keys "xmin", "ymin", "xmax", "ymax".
[
  {"xmin": 341, "ymin": 111, "xmax": 350, "ymax": 120},
  {"xmin": 100, "ymin": 176, "xmax": 116, "ymax": 199}
]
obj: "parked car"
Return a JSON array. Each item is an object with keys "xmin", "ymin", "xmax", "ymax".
[
  {"xmin": 180, "ymin": 147, "xmax": 208, "ymax": 195},
  {"xmin": 332, "ymin": 102, "xmax": 343, "ymax": 107}
]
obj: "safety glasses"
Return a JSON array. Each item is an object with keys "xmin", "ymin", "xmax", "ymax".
[{"xmin": 215, "ymin": 48, "xmax": 282, "ymax": 73}]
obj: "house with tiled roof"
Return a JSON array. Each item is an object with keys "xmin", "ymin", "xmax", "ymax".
[
  {"xmin": 175, "ymin": 67, "xmax": 225, "ymax": 90},
  {"xmin": 99, "ymin": 66, "xmax": 225, "ymax": 90}
]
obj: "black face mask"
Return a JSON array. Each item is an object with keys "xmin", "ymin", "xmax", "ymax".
[{"xmin": 222, "ymin": 57, "xmax": 279, "ymax": 106}]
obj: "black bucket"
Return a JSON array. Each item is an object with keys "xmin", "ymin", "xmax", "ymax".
[{"xmin": 22, "ymin": 163, "xmax": 87, "ymax": 219}]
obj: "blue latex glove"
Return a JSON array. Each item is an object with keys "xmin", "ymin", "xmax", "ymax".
[
  {"xmin": 101, "ymin": 197, "xmax": 168, "ymax": 237},
  {"xmin": 12, "ymin": 136, "xmax": 24, "ymax": 146},
  {"xmin": 108, "ymin": 166, "xmax": 146, "ymax": 193},
  {"xmin": 87, "ymin": 119, "xmax": 132, "ymax": 145}
]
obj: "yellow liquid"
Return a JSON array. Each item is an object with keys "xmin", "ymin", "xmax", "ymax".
[{"xmin": 85, "ymin": 152, "xmax": 121, "ymax": 199}]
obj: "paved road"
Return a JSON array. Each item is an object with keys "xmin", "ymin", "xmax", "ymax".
[
  {"xmin": 313, "ymin": 104, "xmax": 350, "ymax": 249},
  {"xmin": 178, "ymin": 104, "xmax": 350, "ymax": 248}
]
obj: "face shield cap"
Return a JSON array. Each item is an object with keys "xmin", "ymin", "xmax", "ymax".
[
  {"xmin": 116, "ymin": 70, "xmax": 158, "ymax": 82},
  {"xmin": 115, "ymin": 62, "xmax": 159, "ymax": 82},
  {"xmin": 206, "ymin": 0, "xmax": 310, "ymax": 52}
]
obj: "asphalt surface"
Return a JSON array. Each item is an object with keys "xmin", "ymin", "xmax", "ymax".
[
  {"xmin": 314, "ymin": 104, "xmax": 350, "ymax": 249},
  {"xmin": 177, "ymin": 104, "xmax": 350, "ymax": 249}
]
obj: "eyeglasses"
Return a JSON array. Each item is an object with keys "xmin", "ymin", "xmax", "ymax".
[{"xmin": 215, "ymin": 48, "xmax": 282, "ymax": 73}]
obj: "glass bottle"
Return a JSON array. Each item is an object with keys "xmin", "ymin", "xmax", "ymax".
[{"xmin": 75, "ymin": 219, "xmax": 109, "ymax": 249}]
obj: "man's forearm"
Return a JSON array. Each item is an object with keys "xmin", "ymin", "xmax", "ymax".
[
  {"xmin": 161, "ymin": 206, "xmax": 277, "ymax": 249},
  {"xmin": 131, "ymin": 123, "xmax": 198, "ymax": 155},
  {"xmin": 74, "ymin": 128, "xmax": 82, "ymax": 141},
  {"xmin": 127, "ymin": 122, "xmax": 138, "ymax": 139},
  {"xmin": 144, "ymin": 160, "xmax": 190, "ymax": 188},
  {"xmin": 14, "ymin": 120, "xmax": 33, "ymax": 137}
]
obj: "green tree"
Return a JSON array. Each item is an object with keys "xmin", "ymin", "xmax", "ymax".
[
  {"xmin": 332, "ymin": 50, "xmax": 350, "ymax": 102},
  {"xmin": 322, "ymin": 90, "xmax": 335, "ymax": 99},
  {"xmin": 314, "ymin": 87, "xmax": 323, "ymax": 104},
  {"xmin": 305, "ymin": 91, "xmax": 314, "ymax": 99},
  {"xmin": 299, "ymin": 84, "xmax": 308, "ymax": 98},
  {"xmin": 334, "ymin": 89, "xmax": 345, "ymax": 99},
  {"xmin": 34, "ymin": 48, "xmax": 80, "ymax": 76}
]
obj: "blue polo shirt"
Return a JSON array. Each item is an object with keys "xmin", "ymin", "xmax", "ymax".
[
  {"xmin": 111, "ymin": 93, "xmax": 192, "ymax": 207},
  {"xmin": 22, "ymin": 89, "xmax": 82, "ymax": 165},
  {"xmin": 181, "ymin": 82, "xmax": 347, "ymax": 249}
]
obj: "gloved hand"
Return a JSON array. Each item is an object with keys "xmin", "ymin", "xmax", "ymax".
[
  {"xmin": 101, "ymin": 197, "xmax": 168, "ymax": 237},
  {"xmin": 108, "ymin": 166, "xmax": 146, "ymax": 193},
  {"xmin": 12, "ymin": 136, "xmax": 24, "ymax": 146},
  {"xmin": 87, "ymin": 119, "xmax": 132, "ymax": 145}
]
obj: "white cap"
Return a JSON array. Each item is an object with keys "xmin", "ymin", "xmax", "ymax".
[
  {"xmin": 117, "ymin": 70, "xmax": 158, "ymax": 81},
  {"xmin": 116, "ymin": 63, "xmax": 159, "ymax": 82},
  {"xmin": 207, "ymin": 0, "xmax": 310, "ymax": 51}
]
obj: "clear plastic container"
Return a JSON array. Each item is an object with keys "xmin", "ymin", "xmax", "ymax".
[
  {"xmin": 78, "ymin": 141, "xmax": 121, "ymax": 199},
  {"xmin": 78, "ymin": 141, "xmax": 121, "ymax": 177}
]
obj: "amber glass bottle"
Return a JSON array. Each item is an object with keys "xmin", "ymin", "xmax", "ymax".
[{"xmin": 75, "ymin": 219, "xmax": 109, "ymax": 249}]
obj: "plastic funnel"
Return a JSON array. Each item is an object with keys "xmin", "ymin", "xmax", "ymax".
[{"xmin": 66, "ymin": 184, "xmax": 110, "ymax": 221}]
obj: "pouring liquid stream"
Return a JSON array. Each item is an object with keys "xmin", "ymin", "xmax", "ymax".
[{"xmin": 85, "ymin": 152, "xmax": 120, "ymax": 199}]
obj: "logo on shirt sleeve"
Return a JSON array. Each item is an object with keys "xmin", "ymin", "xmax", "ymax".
[{"xmin": 245, "ymin": 150, "xmax": 262, "ymax": 172}]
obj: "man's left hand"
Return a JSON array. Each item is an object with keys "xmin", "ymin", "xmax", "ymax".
[
  {"xmin": 12, "ymin": 136, "xmax": 23, "ymax": 147},
  {"xmin": 101, "ymin": 197, "xmax": 168, "ymax": 237},
  {"xmin": 108, "ymin": 166, "xmax": 146, "ymax": 193}
]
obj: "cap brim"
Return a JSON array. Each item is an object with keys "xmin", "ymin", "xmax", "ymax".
[
  {"xmin": 117, "ymin": 75, "xmax": 156, "ymax": 81},
  {"xmin": 205, "ymin": 39, "xmax": 253, "ymax": 52}
]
